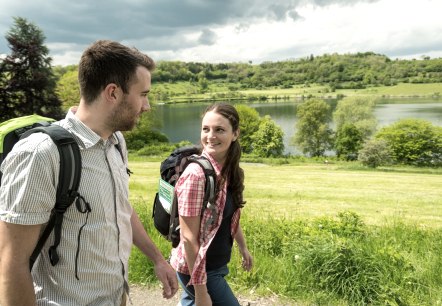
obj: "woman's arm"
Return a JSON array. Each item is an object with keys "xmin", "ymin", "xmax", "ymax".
[
  {"xmin": 180, "ymin": 215, "xmax": 212, "ymax": 306},
  {"xmin": 234, "ymin": 224, "xmax": 253, "ymax": 271}
]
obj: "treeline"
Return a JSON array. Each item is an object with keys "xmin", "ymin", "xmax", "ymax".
[{"xmin": 152, "ymin": 52, "xmax": 442, "ymax": 89}]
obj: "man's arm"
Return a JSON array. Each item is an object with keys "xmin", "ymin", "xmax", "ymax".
[
  {"xmin": 0, "ymin": 221, "xmax": 41, "ymax": 306},
  {"xmin": 130, "ymin": 211, "xmax": 178, "ymax": 299}
]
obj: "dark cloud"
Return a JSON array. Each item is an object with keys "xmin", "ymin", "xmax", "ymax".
[
  {"xmin": 0, "ymin": 0, "xmax": 438, "ymax": 65},
  {"xmin": 198, "ymin": 29, "xmax": 217, "ymax": 46}
]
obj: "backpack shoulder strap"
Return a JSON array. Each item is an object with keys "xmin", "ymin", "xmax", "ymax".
[
  {"xmin": 113, "ymin": 132, "xmax": 132, "ymax": 176},
  {"xmin": 187, "ymin": 155, "xmax": 217, "ymax": 205},
  {"xmin": 23, "ymin": 125, "xmax": 82, "ymax": 270},
  {"xmin": 186, "ymin": 155, "xmax": 218, "ymax": 236}
]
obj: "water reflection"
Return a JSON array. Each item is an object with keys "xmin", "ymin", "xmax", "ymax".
[{"xmin": 155, "ymin": 99, "xmax": 442, "ymax": 155}]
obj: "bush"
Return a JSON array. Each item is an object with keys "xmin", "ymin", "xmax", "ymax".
[
  {"xmin": 136, "ymin": 141, "xmax": 193, "ymax": 156},
  {"xmin": 358, "ymin": 138, "xmax": 392, "ymax": 168},
  {"xmin": 375, "ymin": 119, "xmax": 442, "ymax": 167},
  {"xmin": 125, "ymin": 130, "xmax": 169, "ymax": 150}
]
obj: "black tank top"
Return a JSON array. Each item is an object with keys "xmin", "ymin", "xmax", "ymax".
[{"xmin": 205, "ymin": 188, "xmax": 236, "ymax": 271}]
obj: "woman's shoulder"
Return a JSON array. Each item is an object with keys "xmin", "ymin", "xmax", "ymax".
[{"xmin": 181, "ymin": 161, "xmax": 206, "ymax": 178}]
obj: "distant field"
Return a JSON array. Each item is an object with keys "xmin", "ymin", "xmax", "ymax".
[
  {"xmin": 340, "ymin": 82, "xmax": 442, "ymax": 97},
  {"xmin": 129, "ymin": 160, "xmax": 442, "ymax": 228},
  {"xmin": 153, "ymin": 81, "xmax": 442, "ymax": 103}
]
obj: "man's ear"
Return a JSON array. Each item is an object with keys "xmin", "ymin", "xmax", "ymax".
[{"xmin": 104, "ymin": 84, "xmax": 119, "ymax": 102}]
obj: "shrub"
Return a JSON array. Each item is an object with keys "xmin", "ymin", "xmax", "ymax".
[
  {"xmin": 358, "ymin": 138, "xmax": 392, "ymax": 168},
  {"xmin": 375, "ymin": 119, "xmax": 442, "ymax": 166}
]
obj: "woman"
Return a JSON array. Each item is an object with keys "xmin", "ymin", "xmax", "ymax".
[{"xmin": 170, "ymin": 103, "xmax": 253, "ymax": 306}]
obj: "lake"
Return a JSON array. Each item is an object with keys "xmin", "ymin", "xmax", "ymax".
[{"xmin": 154, "ymin": 98, "xmax": 442, "ymax": 155}]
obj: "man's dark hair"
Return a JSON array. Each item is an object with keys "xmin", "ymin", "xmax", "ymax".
[{"xmin": 78, "ymin": 40, "xmax": 155, "ymax": 104}]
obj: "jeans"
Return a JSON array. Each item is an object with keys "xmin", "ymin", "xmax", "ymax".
[{"xmin": 177, "ymin": 265, "xmax": 240, "ymax": 306}]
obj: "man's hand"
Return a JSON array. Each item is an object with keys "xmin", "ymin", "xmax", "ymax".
[{"xmin": 153, "ymin": 260, "xmax": 178, "ymax": 299}]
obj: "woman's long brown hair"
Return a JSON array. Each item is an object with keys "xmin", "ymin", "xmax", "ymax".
[{"xmin": 203, "ymin": 103, "xmax": 246, "ymax": 209}]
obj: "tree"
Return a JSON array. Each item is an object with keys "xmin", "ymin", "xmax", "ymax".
[
  {"xmin": 56, "ymin": 69, "xmax": 80, "ymax": 111},
  {"xmin": 293, "ymin": 98, "xmax": 334, "ymax": 157},
  {"xmin": 333, "ymin": 96, "xmax": 377, "ymax": 160},
  {"xmin": 0, "ymin": 17, "xmax": 63, "ymax": 121},
  {"xmin": 235, "ymin": 104, "xmax": 261, "ymax": 153},
  {"xmin": 251, "ymin": 115, "xmax": 284, "ymax": 157},
  {"xmin": 375, "ymin": 118, "xmax": 442, "ymax": 166},
  {"xmin": 333, "ymin": 96, "xmax": 377, "ymax": 137},
  {"xmin": 335, "ymin": 123, "xmax": 364, "ymax": 160}
]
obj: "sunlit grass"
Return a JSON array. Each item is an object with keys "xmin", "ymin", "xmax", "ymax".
[
  {"xmin": 129, "ymin": 160, "xmax": 442, "ymax": 228},
  {"xmin": 128, "ymin": 159, "xmax": 442, "ymax": 304},
  {"xmin": 150, "ymin": 81, "xmax": 442, "ymax": 103}
]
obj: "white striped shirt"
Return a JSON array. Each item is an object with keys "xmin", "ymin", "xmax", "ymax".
[{"xmin": 0, "ymin": 111, "xmax": 133, "ymax": 305}]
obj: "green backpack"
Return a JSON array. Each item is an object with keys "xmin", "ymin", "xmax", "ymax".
[{"xmin": 0, "ymin": 115, "xmax": 82, "ymax": 270}]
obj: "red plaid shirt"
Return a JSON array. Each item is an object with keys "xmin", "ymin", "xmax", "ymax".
[{"xmin": 169, "ymin": 150, "xmax": 241, "ymax": 285}]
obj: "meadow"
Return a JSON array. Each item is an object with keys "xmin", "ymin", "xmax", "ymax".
[
  {"xmin": 128, "ymin": 158, "xmax": 442, "ymax": 305},
  {"xmin": 152, "ymin": 81, "xmax": 442, "ymax": 103}
]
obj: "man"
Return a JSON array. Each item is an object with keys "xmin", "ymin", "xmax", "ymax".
[{"xmin": 0, "ymin": 40, "xmax": 178, "ymax": 305}]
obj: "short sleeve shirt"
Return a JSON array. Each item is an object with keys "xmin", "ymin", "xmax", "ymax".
[
  {"xmin": 169, "ymin": 150, "xmax": 240, "ymax": 285},
  {"xmin": 0, "ymin": 110, "xmax": 133, "ymax": 305}
]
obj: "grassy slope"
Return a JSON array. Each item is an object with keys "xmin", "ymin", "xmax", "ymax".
[{"xmin": 152, "ymin": 82, "xmax": 442, "ymax": 103}]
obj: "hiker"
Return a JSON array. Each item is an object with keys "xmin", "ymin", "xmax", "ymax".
[
  {"xmin": 0, "ymin": 40, "xmax": 177, "ymax": 305},
  {"xmin": 170, "ymin": 103, "xmax": 253, "ymax": 306}
]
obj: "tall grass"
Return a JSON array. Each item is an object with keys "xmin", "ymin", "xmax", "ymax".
[{"xmin": 127, "ymin": 160, "xmax": 442, "ymax": 305}]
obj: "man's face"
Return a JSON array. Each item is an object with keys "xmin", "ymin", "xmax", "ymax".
[{"xmin": 110, "ymin": 66, "xmax": 151, "ymax": 132}]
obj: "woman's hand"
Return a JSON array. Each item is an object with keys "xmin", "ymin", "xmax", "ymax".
[
  {"xmin": 240, "ymin": 247, "xmax": 253, "ymax": 271},
  {"xmin": 195, "ymin": 284, "xmax": 212, "ymax": 306}
]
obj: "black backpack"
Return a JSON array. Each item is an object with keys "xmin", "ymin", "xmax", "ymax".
[
  {"xmin": 0, "ymin": 115, "xmax": 82, "ymax": 270},
  {"xmin": 152, "ymin": 146, "xmax": 217, "ymax": 248}
]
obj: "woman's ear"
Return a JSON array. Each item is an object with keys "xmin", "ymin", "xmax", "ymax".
[{"xmin": 233, "ymin": 130, "xmax": 240, "ymax": 142}]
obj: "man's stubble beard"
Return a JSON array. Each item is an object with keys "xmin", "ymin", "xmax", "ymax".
[{"xmin": 107, "ymin": 96, "xmax": 138, "ymax": 132}]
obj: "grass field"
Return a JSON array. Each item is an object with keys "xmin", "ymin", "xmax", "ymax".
[
  {"xmin": 152, "ymin": 81, "xmax": 442, "ymax": 103},
  {"xmin": 129, "ymin": 160, "xmax": 442, "ymax": 228},
  {"xmin": 128, "ymin": 159, "xmax": 442, "ymax": 304}
]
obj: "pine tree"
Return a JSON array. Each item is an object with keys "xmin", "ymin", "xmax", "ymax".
[{"xmin": 0, "ymin": 17, "xmax": 63, "ymax": 121}]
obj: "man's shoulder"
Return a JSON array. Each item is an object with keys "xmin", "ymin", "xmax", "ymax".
[{"xmin": 8, "ymin": 132, "xmax": 58, "ymax": 161}]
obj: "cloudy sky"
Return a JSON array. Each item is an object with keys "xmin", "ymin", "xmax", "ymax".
[{"xmin": 0, "ymin": 0, "xmax": 441, "ymax": 66}]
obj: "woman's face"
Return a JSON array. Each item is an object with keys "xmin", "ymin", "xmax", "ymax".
[{"xmin": 201, "ymin": 110, "xmax": 238, "ymax": 164}]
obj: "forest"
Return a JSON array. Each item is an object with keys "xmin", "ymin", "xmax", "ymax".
[
  {"xmin": 149, "ymin": 52, "xmax": 442, "ymax": 88},
  {"xmin": 54, "ymin": 51, "xmax": 442, "ymax": 96}
]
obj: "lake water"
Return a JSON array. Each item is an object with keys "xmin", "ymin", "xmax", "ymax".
[{"xmin": 155, "ymin": 98, "xmax": 442, "ymax": 155}]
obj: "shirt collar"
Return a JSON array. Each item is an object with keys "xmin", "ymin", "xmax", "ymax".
[
  {"xmin": 201, "ymin": 149, "xmax": 222, "ymax": 176},
  {"xmin": 58, "ymin": 109, "xmax": 118, "ymax": 149}
]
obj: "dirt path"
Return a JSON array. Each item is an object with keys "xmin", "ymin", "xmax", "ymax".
[{"xmin": 129, "ymin": 285, "xmax": 297, "ymax": 306}]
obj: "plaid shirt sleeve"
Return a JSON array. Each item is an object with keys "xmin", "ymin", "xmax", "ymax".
[
  {"xmin": 176, "ymin": 164, "xmax": 206, "ymax": 217},
  {"xmin": 169, "ymin": 153, "xmax": 243, "ymax": 286}
]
